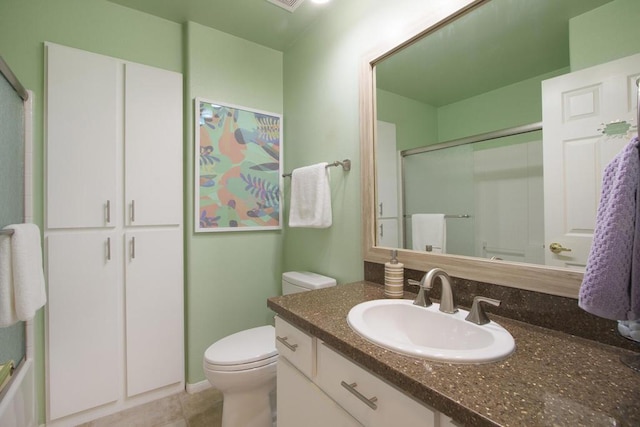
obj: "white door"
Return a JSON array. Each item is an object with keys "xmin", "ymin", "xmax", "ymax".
[
  {"xmin": 47, "ymin": 232, "xmax": 119, "ymax": 420},
  {"xmin": 542, "ymin": 53, "xmax": 640, "ymax": 268},
  {"xmin": 46, "ymin": 43, "xmax": 118, "ymax": 229},
  {"xmin": 125, "ymin": 229, "xmax": 184, "ymax": 397},
  {"xmin": 124, "ymin": 63, "xmax": 183, "ymax": 227}
]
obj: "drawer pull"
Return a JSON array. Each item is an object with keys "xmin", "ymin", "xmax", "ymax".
[
  {"xmin": 276, "ymin": 336, "xmax": 298, "ymax": 352},
  {"xmin": 341, "ymin": 381, "xmax": 378, "ymax": 410}
]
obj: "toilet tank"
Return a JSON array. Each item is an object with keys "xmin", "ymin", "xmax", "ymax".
[{"xmin": 282, "ymin": 271, "xmax": 336, "ymax": 295}]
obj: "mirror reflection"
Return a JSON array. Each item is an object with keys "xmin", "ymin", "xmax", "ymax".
[{"xmin": 374, "ymin": 0, "xmax": 639, "ymax": 269}]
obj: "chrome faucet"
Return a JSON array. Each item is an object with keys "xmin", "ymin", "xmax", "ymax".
[{"xmin": 422, "ymin": 268, "xmax": 457, "ymax": 314}]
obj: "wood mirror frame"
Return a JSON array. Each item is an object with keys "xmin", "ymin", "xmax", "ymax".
[{"xmin": 359, "ymin": 0, "xmax": 582, "ymax": 298}]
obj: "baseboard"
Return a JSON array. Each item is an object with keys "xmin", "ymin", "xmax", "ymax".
[{"xmin": 185, "ymin": 380, "xmax": 211, "ymax": 394}]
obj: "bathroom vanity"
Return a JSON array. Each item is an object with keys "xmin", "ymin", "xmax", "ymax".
[
  {"xmin": 275, "ymin": 316, "xmax": 458, "ymax": 426},
  {"xmin": 268, "ymin": 282, "xmax": 640, "ymax": 426}
]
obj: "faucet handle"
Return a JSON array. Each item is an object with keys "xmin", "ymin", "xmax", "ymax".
[
  {"xmin": 465, "ymin": 296, "xmax": 501, "ymax": 325},
  {"xmin": 409, "ymin": 275, "xmax": 432, "ymax": 307}
]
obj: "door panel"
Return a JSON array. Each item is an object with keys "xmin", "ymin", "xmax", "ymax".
[
  {"xmin": 46, "ymin": 44, "xmax": 118, "ymax": 229},
  {"xmin": 124, "ymin": 63, "xmax": 183, "ymax": 227},
  {"xmin": 125, "ymin": 230, "xmax": 183, "ymax": 397},
  {"xmin": 47, "ymin": 233, "xmax": 119, "ymax": 419},
  {"xmin": 542, "ymin": 53, "xmax": 640, "ymax": 268}
]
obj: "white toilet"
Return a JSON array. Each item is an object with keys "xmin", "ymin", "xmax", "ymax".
[{"xmin": 203, "ymin": 271, "xmax": 337, "ymax": 427}]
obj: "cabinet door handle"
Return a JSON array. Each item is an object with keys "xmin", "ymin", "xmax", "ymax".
[
  {"xmin": 276, "ymin": 336, "xmax": 298, "ymax": 352},
  {"xmin": 341, "ymin": 381, "xmax": 378, "ymax": 410},
  {"xmin": 379, "ymin": 202, "xmax": 383, "ymax": 216},
  {"xmin": 131, "ymin": 236, "xmax": 136, "ymax": 260},
  {"xmin": 379, "ymin": 223, "xmax": 384, "ymax": 238},
  {"xmin": 106, "ymin": 200, "xmax": 111, "ymax": 224},
  {"xmin": 130, "ymin": 200, "xmax": 135, "ymax": 223},
  {"xmin": 106, "ymin": 237, "xmax": 111, "ymax": 261}
]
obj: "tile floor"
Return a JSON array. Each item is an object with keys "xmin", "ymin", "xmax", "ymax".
[{"xmin": 77, "ymin": 387, "xmax": 222, "ymax": 427}]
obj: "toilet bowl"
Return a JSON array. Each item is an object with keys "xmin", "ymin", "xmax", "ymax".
[
  {"xmin": 203, "ymin": 272, "xmax": 336, "ymax": 427},
  {"xmin": 204, "ymin": 325, "xmax": 278, "ymax": 427}
]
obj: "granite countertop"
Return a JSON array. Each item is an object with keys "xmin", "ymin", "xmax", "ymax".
[{"xmin": 267, "ymin": 281, "xmax": 640, "ymax": 427}]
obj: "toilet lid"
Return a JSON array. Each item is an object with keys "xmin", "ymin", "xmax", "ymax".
[{"xmin": 204, "ymin": 325, "xmax": 277, "ymax": 366}]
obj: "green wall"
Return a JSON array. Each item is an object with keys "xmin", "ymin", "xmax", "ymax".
[
  {"xmin": 376, "ymin": 89, "xmax": 438, "ymax": 151},
  {"xmin": 0, "ymin": 1, "xmax": 182, "ymax": 422},
  {"xmin": 0, "ymin": 0, "xmax": 284, "ymax": 421},
  {"xmin": 184, "ymin": 21, "xmax": 283, "ymax": 385},
  {"xmin": 282, "ymin": 0, "xmax": 475, "ymax": 282},
  {"xmin": 437, "ymin": 68, "xmax": 567, "ymax": 143},
  {"xmin": 5, "ymin": 0, "xmax": 639, "ymax": 423},
  {"xmin": 569, "ymin": 0, "xmax": 640, "ymax": 71},
  {"xmin": 375, "ymin": 0, "xmax": 640, "ymax": 154}
]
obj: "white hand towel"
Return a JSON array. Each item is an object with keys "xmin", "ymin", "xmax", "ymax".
[
  {"xmin": 289, "ymin": 163, "xmax": 332, "ymax": 228},
  {"xmin": 411, "ymin": 214, "xmax": 446, "ymax": 253},
  {"xmin": 0, "ymin": 233, "xmax": 18, "ymax": 327},
  {"xmin": 5, "ymin": 224, "xmax": 46, "ymax": 321}
]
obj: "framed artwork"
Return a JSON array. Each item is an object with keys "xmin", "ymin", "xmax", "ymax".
[{"xmin": 195, "ymin": 98, "xmax": 283, "ymax": 232}]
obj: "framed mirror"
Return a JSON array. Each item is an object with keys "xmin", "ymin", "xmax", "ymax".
[{"xmin": 360, "ymin": 0, "xmax": 639, "ymax": 298}]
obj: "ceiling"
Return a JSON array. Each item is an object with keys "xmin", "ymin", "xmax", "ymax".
[
  {"xmin": 375, "ymin": 0, "xmax": 614, "ymax": 107},
  {"xmin": 107, "ymin": 0, "xmax": 616, "ymax": 107},
  {"xmin": 107, "ymin": 0, "xmax": 333, "ymax": 51}
]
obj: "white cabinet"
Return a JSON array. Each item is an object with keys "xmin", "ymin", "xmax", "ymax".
[
  {"xmin": 275, "ymin": 317, "xmax": 447, "ymax": 427},
  {"xmin": 316, "ymin": 343, "xmax": 435, "ymax": 426},
  {"xmin": 47, "ymin": 232, "xmax": 119, "ymax": 419},
  {"xmin": 124, "ymin": 63, "xmax": 182, "ymax": 227},
  {"xmin": 46, "ymin": 45, "xmax": 118, "ymax": 229},
  {"xmin": 278, "ymin": 357, "xmax": 362, "ymax": 427},
  {"xmin": 45, "ymin": 43, "xmax": 184, "ymax": 424},
  {"xmin": 124, "ymin": 230, "xmax": 184, "ymax": 397},
  {"xmin": 275, "ymin": 316, "xmax": 315, "ymax": 378},
  {"xmin": 377, "ymin": 217, "xmax": 399, "ymax": 248},
  {"xmin": 375, "ymin": 121, "xmax": 400, "ymax": 247}
]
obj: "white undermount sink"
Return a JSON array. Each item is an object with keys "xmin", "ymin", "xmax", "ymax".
[{"xmin": 347, "ymin": 299, "xmax": 515, "ymax": 364}]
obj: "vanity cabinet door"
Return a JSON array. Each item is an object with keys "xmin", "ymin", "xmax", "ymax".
[
  {"xmin": 315, "ymin": 342, "xmax": 437, "ymax": 427},
  {"xmin": 278, "ymin": 357, "xmax": 362, "ymax": 427},
  {"xmin": 275, "ymin": 316, "xmax": 315, "ymax": 378}
]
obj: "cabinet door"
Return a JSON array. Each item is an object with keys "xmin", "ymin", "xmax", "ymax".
[
  {"xmin": 47, "ymin": 232, "xmax": 119, "ymax": 420},
  {"xmin": 377, "ymin": 217, "xmax": 399, "ymax": 248},
  {"xmin": 46, "ymin": 43, "xmax": 118, "ymax": 229},
  {"xmin": 376, "ymin": 121, "xmax": 399, "ymax": 218},
  {"xmin": 124, "ymin": 63, "xmax": 183, "ymax": 226},
  {"xmin": 315, "ymin": 343, "xmax": 436, "ymax": 427},
  {"xmin": 278, "ymin": 358, "xmax": 362, "ymax": 427},
  {"xmin": 125, "ymin": 230, "xmax": 183, "ymax": 396}
]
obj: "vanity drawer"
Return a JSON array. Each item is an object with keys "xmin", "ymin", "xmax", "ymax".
[
  {"xmin": 315, "ymin": 342, "xmax": 437, "ymax": 427},
  {"xmin": 275, "ymin": 316, "xmax": 315, "ymax": 378}
]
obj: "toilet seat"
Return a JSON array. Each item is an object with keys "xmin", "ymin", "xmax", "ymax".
[{"xmin": 204, "ymin": 325, "xmax": 277, "ymax": 372}]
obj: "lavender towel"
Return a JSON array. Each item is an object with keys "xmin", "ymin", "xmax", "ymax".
[{"xmin": 579, "ymin": 137, "xmax": 640, "ymax": 320}]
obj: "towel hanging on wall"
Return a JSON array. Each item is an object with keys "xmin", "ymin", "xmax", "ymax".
[
  {"xmin": 0, "ymin": 233, "xmax": 17, "ymax": 327},
  {"xmin": 579, "ymin": 137, "xmax": 640, "ymax": 321},
  {"xmin": 411, "ymin": 214, "xmax": 446, "ymax": 253},
  {"xmin": 288, "ymin": 162, "xmax": 332, "ymax": 228},
  {"xmin": 0, "ymin": 223, "xmax": 47, "ymax": 326}
]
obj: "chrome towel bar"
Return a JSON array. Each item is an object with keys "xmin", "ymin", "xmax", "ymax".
[{"xmin": 282, "ymin": 159, "xmax": 351, "ymax": 178}]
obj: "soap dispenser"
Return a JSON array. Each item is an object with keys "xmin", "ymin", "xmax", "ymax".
[{"xmin": 384, "ymin": 250, "xmax": 404, "ymax": 299}]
